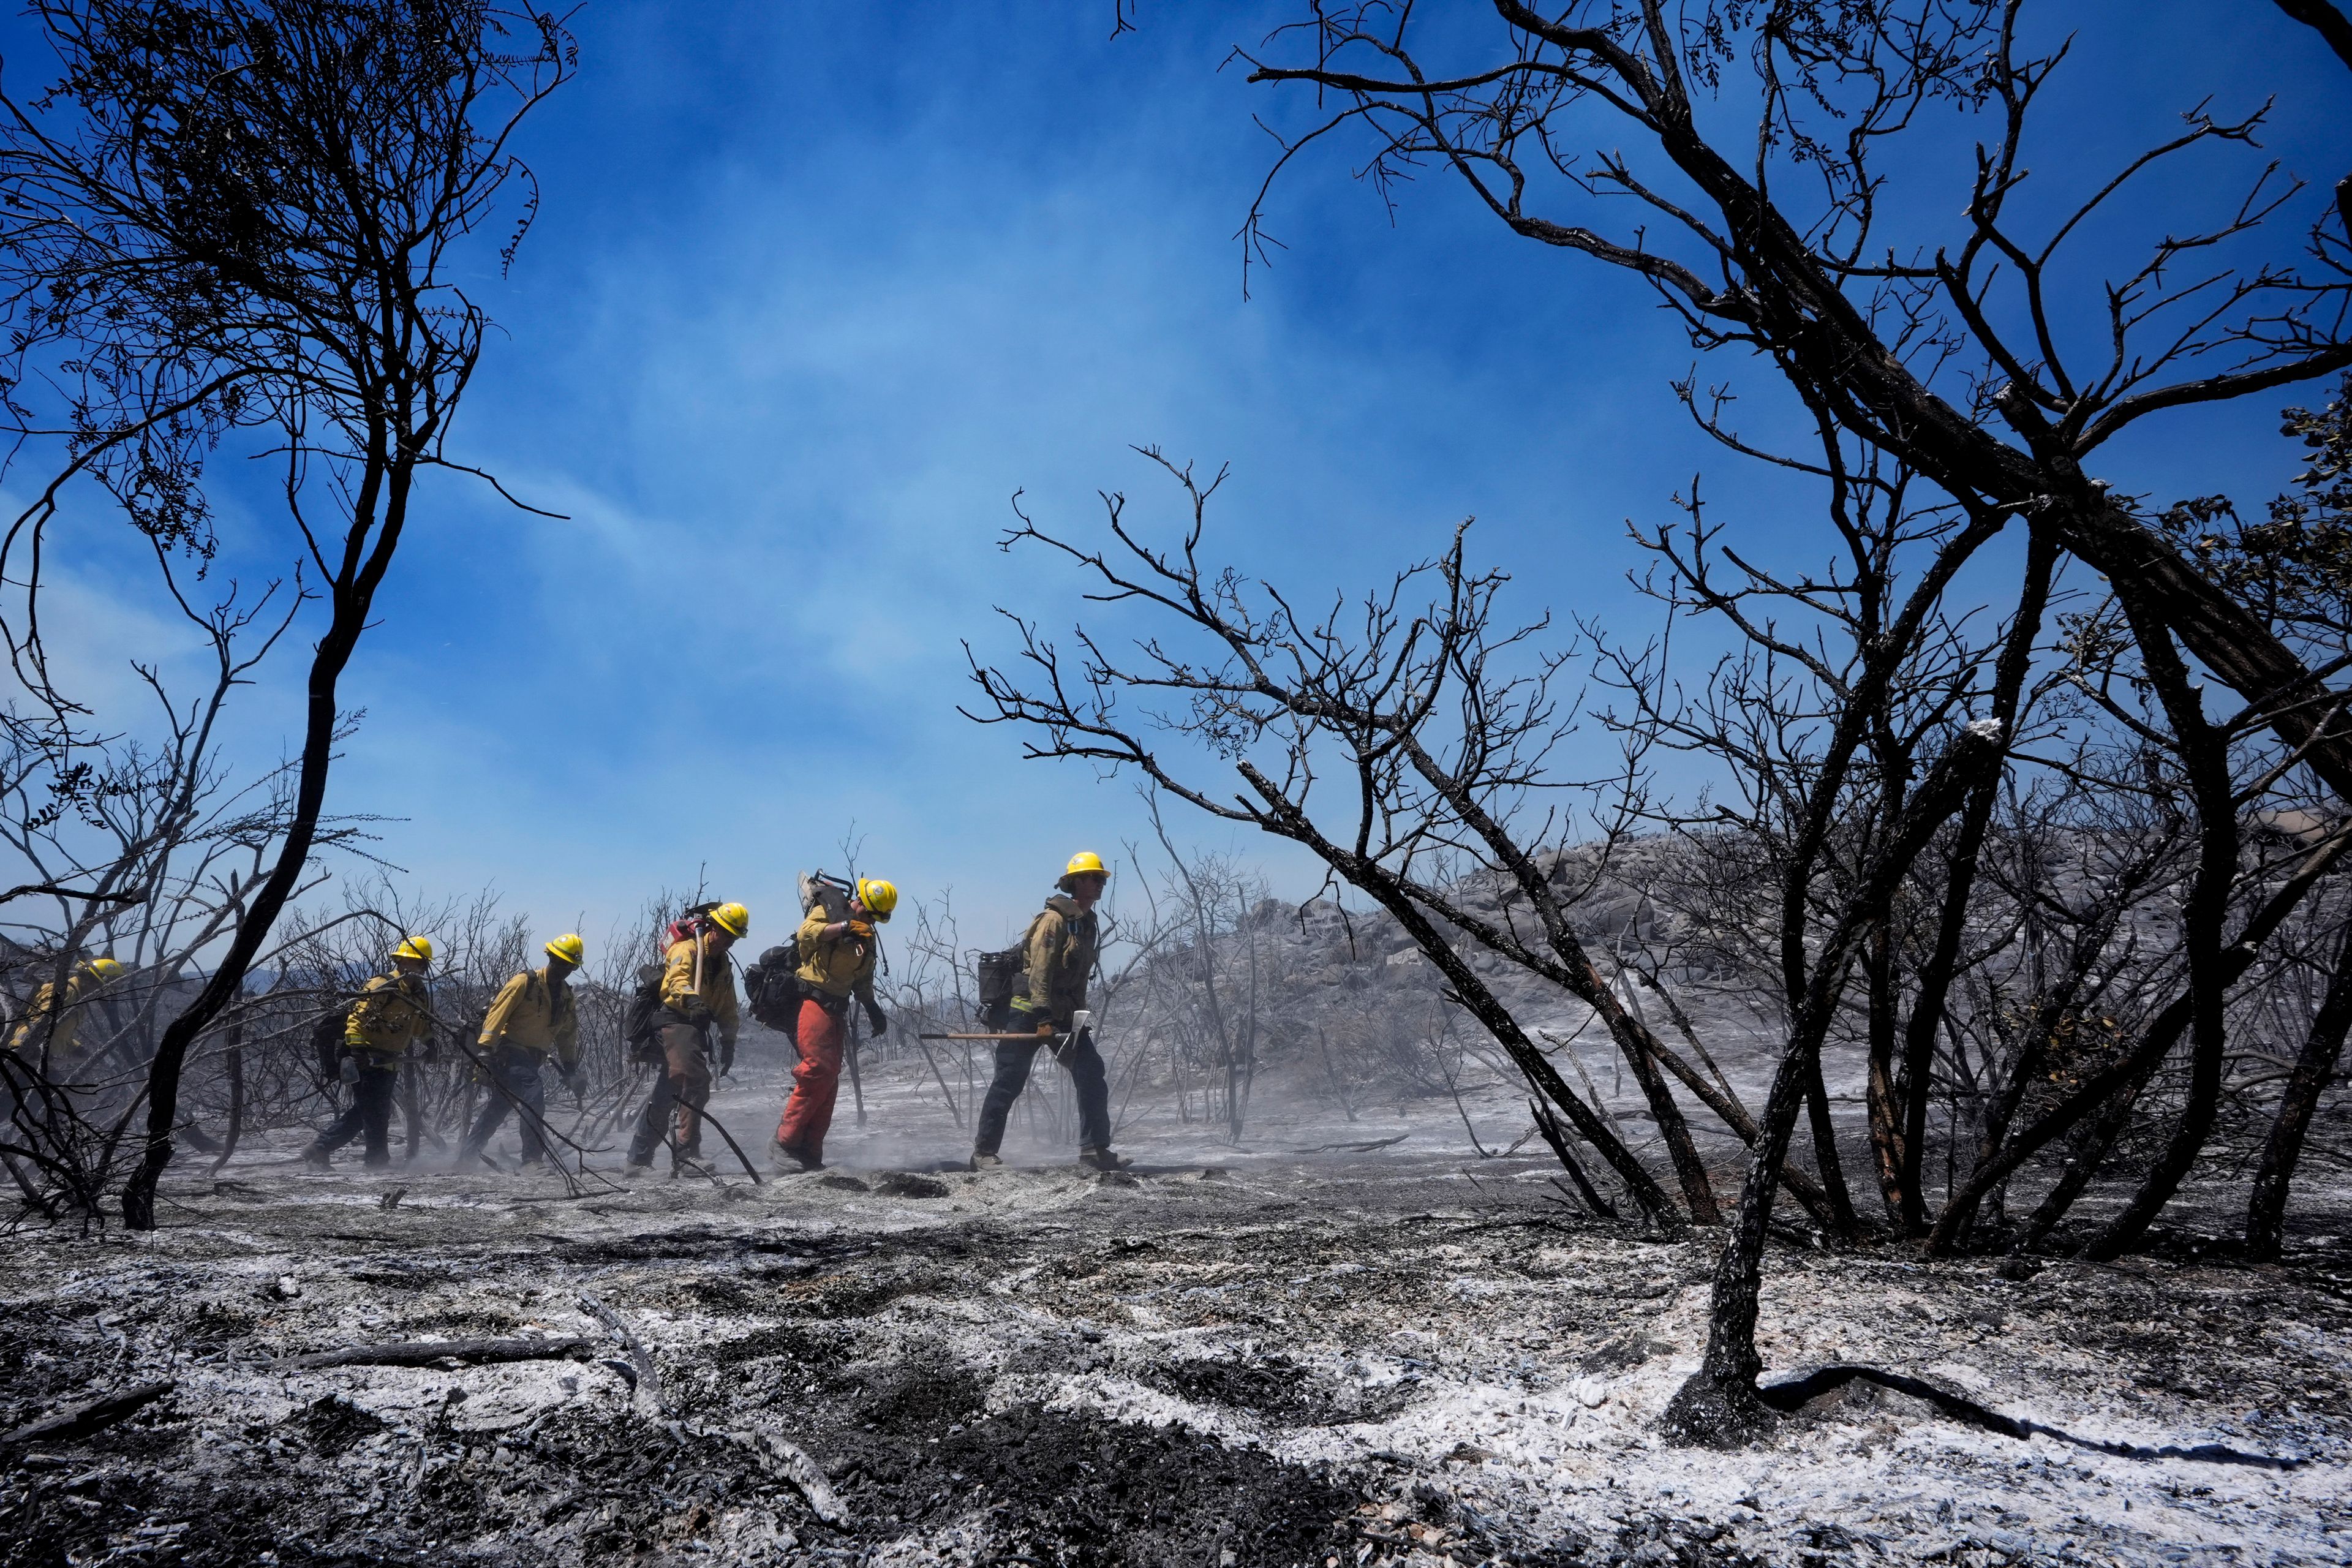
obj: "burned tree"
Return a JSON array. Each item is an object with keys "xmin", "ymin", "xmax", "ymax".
[
  {"xmin": 1138, "ymin": 795, "xmax": 1274, "ymax": 1143},
  {"xmin": 0, "ymin": 1, "xmax": 573, "ymax": 1226},
  {"xmin": 1235, "ymin": 2, "xmax": 2352, "ymax": 781},
  {"xmin": 971, "ymin": 451, "xmax": 1783, "ymax": 1232},
  {"xmin": 1909, "ymin": 382, "xmax": 2352, "ymax": 1264},
  {"xmin": 0, "ymin": 553, "xmax": 345, "ymax": 1218},
  {"xmin": 968, "ymin": 426, "xmax": 2036, "ymax": 1425},
  {"xmin": 1129, "ymin": 0, "xmax": 2352, "ymax": 1438},
  {"xmin": 973, "ymin": 440, "xmax": 2352, "ymax": 1450}
]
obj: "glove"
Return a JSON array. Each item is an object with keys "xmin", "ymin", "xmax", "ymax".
[
  {"xmin": 846, "ymin": 920, "xmax": 875, "ymax": 941},
  {"xmin": 563, "ymin": 1069, "xmax": 586, "ymax": 1096},
  {"xmin": 864, "ymin": 1001, "xmax": 889, "ymax": 1038},
  {"xmin": 338, "ymin": 1054, "xmax": 361, "ymax": 1085},
  {"xmin": 718, "ymin": 1038, "xmax": 736, "ymax": 1077},
  {"xmin": 1036, "ymin": 1019, "xmax": 1056, "ymax": 1038}
]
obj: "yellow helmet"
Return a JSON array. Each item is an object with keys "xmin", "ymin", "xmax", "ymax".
[
  {"xmin": 708, "ymin": 902, "xmax": 749, "ymax": 938},
  {"xmin": 1065, "ymin": 851, "xmax": 1108, "ymax": 878},
  {"xmin": 545, "ymin": 933, "xmax": 586, "ymax": 967},
  {"xmin": 856, "ymin": 878, "xmax": 899, "ymax": 921},
  {"xmin": 84, "ymin": 957, "xmax": 125, "ymax": 980},
  {"xmin": 392, "ymin": 935, "xmax": 434, "ymax": 965}
]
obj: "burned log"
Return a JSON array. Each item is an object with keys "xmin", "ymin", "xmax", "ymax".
[
  {"xmin": 2, "ymin": 1381, "xmax": 174, "ymax": 1447},
  {"xmin": 276, "ymin": 1336, "xmax": 594, "ymax": 1371}
]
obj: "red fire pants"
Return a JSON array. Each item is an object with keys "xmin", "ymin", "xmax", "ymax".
[{"xmin": 775, "ymin": 997, "xmax": 845, "ymax": 1160}]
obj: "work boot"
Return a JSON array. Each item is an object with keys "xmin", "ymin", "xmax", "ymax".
[
  {"xmin": 1078, "ymin": 1148, "xmax": 1131, "ymax": 1172},
  {"xmin": 969, "ymin": 1152, "xmax": 1003, "ymax": 1171},
  {"xmin": 771, "ymin": 1137, "xmax": 823, "ymax": 1174},
  {"xmin": 299, "ymin": 1142, "xmax": 331, "ymax": 1170}
]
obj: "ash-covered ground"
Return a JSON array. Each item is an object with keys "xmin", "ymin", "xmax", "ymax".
[{"xmin": 4, "ymin": 1068, "xmax": 2348, "ymax": 1568}]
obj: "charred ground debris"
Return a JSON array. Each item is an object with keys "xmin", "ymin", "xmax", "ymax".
[
  {"xmin": 3, "ymin": 1130, "xmax": 2347, "ymax": 1567},
  {"xmin": 6, "ymin": 832, "xmax": 2352, "ymax": 1563}
]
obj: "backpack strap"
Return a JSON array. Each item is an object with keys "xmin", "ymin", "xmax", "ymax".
[{"xmin": 1011, "ymin": 907, "xmax": 1058, "ymax": 1003}]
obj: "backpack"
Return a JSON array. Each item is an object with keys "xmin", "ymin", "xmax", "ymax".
[
  {"xmin": 798, "ymin": 870, "xmax": 851, "ymax": 923},
  {"xmin": 737, "ymin": 872, "xmax": 859, "ymax": 1031},
  {"xmin": 636, "ymin": 900, "xmax": 726, "ymax": 1058},
  {"xmin": 975, "ymin": 938, "xmax": 1031, "ymax": 1033},
  {"xmin": 666, "ymin": 900, "xmax": 722, "ymax": 949},
  {"xmin": 622, "ymin": 962, "xmax": 667, "ymax": 1062},
  {"xmin": 742, "ymin": 943, "xmax": 806, "ymax": 1031},
  {"xmin": 309, "ymin": 1005, "xmax": 352, "ymax": 1088}
]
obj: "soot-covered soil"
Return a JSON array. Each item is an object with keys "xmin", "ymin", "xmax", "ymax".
[{"xmin": 2, "ymin": 1115, "xmax": 2348, "ymax": 1567}]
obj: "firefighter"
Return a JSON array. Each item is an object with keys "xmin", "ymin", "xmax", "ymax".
[
  {"xmin": 772, "ymin": 878, "xmax": 895, "ymax": 1172},
  {"xmin": 303, "ymin": 936, "xmax": 435, "ymax": 1170},
  {"xmin": 628, "ymin": 902, "xmax": 746, "ymax": 1170},
  {"xmin": 971, "ymin": 852, "xmax": 1125, "ymax": 1172},
  {"xmin": 458, "ymin": 933, "xmax": 586, "ymax": 1169},
  {"xmin": 7, "ymin": 956, "xmax": 124, "ymax": 1061}
]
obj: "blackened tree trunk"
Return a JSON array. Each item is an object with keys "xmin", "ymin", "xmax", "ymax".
[
  {"xmin": 1862, "ymin": 920, "xmax": 1907, "ymax": 1225},
  {"xmin": 1661, "ymin": 723, "xmax": 2005, "ymax": 1442},
  {"xmin": 1800, "ymin": 1056, "xmax": 1859, "ymax": 1237},
  {"xmin": 206, "ymin": 1024, "xmax": 244, "ymax": 1178},
  {"xmin": 0, "ymin": 4, "xmax": 571, "ymax": 1228},
  {"xmin": 1894, "ymin": 534, "xmax": 2058, "ymax": 1231},
  {"xmin": 2082, "ymin": 598, "xmax": 2241, "ymax": 1262},
  {"xmin": 2245, "ymin": 918, "xmax": 2352, "ymax": 1259},
  {"xmin": 1660, "ymin": 1005, "xmax": 1821, "ymax": 1442},
  {"xmin": 2013, "ymin": 1069, "xmax": 2151, "ymax": 1256},
  {"xmin": 127, "ymin": 513, "xmax": 393, "ymax": 1226}
]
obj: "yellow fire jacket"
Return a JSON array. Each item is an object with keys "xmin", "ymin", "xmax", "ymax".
[
  {"xmin": 8, "ymin": 969, "xmax": 99, "ymax": 1057},
  {"xmin": 345, "ymin": 973, "xmax": 434, "ymax": 1064},
  {"xmin": 479, "ymin": 965, "xmax": 579, "ymax": 1068},
  {"xmin": 659, "ymin": 937, "xmax": 740, "ymax": 1044},
  {"xmin": 793, "ymin": 910, "xmax": 878, "ymax": 1006},
  {"xmin": 1011, "ymin": 895, "xmax": 1098, "ymax": 1030}
]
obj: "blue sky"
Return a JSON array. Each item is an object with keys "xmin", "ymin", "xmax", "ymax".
[{"xmin": 9, "ymin": 2, "xmax": 2349, "ymax": 960}]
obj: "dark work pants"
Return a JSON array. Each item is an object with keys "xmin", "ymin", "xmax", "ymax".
[
  {"xmin": 316, "ymin": 1065, "xmax": 399, "ymax": 1166},
  {"xmin": 629, "ymin": 1024, "xmax": 711, "ymax": 1165},
  {"xmin": 972, "ymin": 1028, "xmax": 1111, "ymax": 1156},
  {"xmin": 462, "ymin": 1050, "xmax": 549, "ymax": 1164}
]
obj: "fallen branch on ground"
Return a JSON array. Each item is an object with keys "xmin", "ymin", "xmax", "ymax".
[
  {"xmin": 581, "ymin": 1292, "xmax": 660, "ymax": 1416},
  {"xmin": 1294, "ymin": 1133, "xmax": 1409, "ymax": 1154},
  {"xmin": 718, "ymin": 1426, "xmax": 850, "ymax": 1526},
  {"xmin": 1757, "ymin": 1365, "xmax": 2304, "ymax": 1469},
  {"xmin": 2, "ymin": 1381, "xmax": 175, "ymax": 1446},
  {"xmin": 276, "ymin": 1336, "xmax": 595, "ymax": 1371}
]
